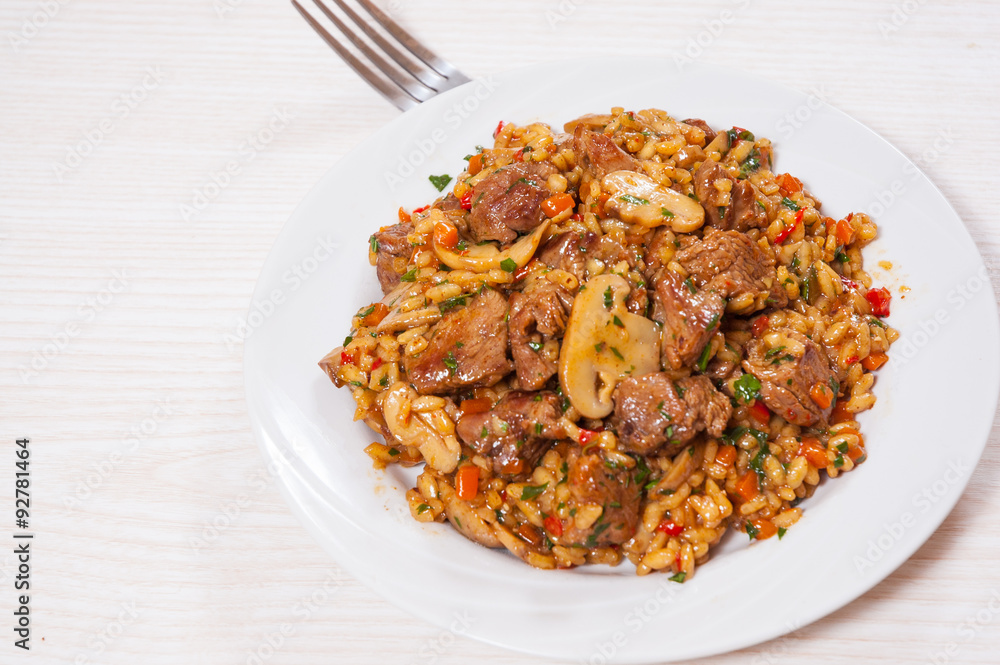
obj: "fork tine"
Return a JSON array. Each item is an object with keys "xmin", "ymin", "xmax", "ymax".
[
  {"xmin": 291, "ymin": 0, "xmax": 417, "ymax": 110},
  {"xmin": 328, "ymin": 0, "xmax": 449, "ymax": 92},
  {"xmin": 354, "ymin": 0, "xmax": 471, "ymax": 90},
  {"xmin": 308, "ymin": 0, "xmax": 436, "ymax": 104}
]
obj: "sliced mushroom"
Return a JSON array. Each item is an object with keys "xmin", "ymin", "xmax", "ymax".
[
  {"xmin": 438, "ymin": 481, "xmax": 502, "ymax": 548},
  {"xmin": 381, "ymin": 382, "xmax": 460, "ymax": 473},
  {"xmin": 601, "ymin": 170, "xmax": 705, "ymax": 233},
  {"xmin": 558, "ymin": 274, "xmax": 661, "ymax": 419},
  {"xmin": 432, "ymin": 219, "xmax": 552, "ymax": 273}
]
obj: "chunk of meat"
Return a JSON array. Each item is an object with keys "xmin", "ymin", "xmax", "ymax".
[
  {"xmin": 456, "ymin": 391, "xmax": 566, "ymax": 477},
  {"xmin": 560, "ymin": 450, "xmax": 641, "ymax": 547},
  {"xmin": 403, "ymin": 289, "xmax": 512, "ymax": 394},
  {"xmin": 675, "ymin": 228, "xmax": 787, "ymax": 311},
  {"xmin": 537, "ymin": 231, "xmax": 632, "ymax": 282},
  {"xmin": 468, "ymin": 162, "xmax": 557, "ymax": 244},
  {"xmin": 508, "ymin": 282, "xmax": 573, "ymax": 390},
  {"xmin": 372, "ymin": 222, "xmax": 414, "ymax": 294},
  {"xmin": 573, "ymin": 125, "xmax": 639, "ymax": 178},
  {"xmin": 642, "ymin": 227, "xmax": 675, "ymax": 281},
  {"xmin": 693, "ymin": 160, "xmax": 767, "ymax": 233},
  {"xmin": 651, "ymin": 270, "xmax": 725, "ymax": 370},
  {"xmin": 742, "ymin": 329, "xmax": 838, "ymax": 426},
  {"xmin": 728, "ymin": 180, "xmax": 768, "ymax": 232},
  {"xmin": 611, "ymin": 373, "xmax": 732, "ymax": 455},
  {"xmin": 682, "ymin": 118, "xmax": 717, "ymax": 144}
]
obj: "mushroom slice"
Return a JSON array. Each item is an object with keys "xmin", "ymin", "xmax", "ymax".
[
  {"xmin": 558, "ymin": 274, "xmax": 661, "ymax": 419},
  {"xmin": 381, "ymin": 382, "xmax": 460, "ymax": 473},
  {"xmin": 602, "ymin": 170, "xmax": 705, "ymax": 233},
  {"xmin": 432, "ymin": 219, "xmax": 551, "ymax": 273}
]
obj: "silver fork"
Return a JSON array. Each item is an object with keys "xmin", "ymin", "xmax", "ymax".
[{"xmin": 292, "ymin": 0, "xmax": 471, "ymax": 111}]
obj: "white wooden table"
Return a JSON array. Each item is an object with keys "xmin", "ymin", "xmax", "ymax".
[{"xmin": 2, "ymin": 1, "xmax": 999, "ymax": 663}]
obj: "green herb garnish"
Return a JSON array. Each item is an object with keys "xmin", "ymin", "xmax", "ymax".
[
  {"xmin": 428, "ymin": 174, "xmax": 452, "ymax": 191},
  {"xmin": 520, "ymin": 483, "xmax": 549, "ymax": 500}
]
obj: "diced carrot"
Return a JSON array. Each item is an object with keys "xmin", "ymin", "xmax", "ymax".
[
  {"xmin": 847, "ymin": 441, "xmax": 867, "ymax": 463},
  {"xmin": 433, "ymin": 221, "xmax": 458, "ymax": 249},
  {"xmin": 809, "ymin": 382, "xmax": 833, "ymax": 410},
  {"xmin": 862, "ymin": 351, "xmax": 888, "ymax": 370},
  {"xmin": 543, "ymin": 515, "xmax": 563, "ymax": 538},
  {"xmin": 735, "ymin": 471, "xmax": 759, "ymax": 502},
  {"xmin": 715, "ymin": 444, "xmax": 737, "ymax": 467},
  {"xmin": 656, "ymin": 520, "xmax": 684, "ymax": 536},
  {"xmin": 835, "ymin": 218, "xmax": 854, "ymax": 246},
  {"xmin": 777, "ymin": 173, "xmax": 803, "ymax": 195},
  {"xmin": 468, "ymin": 153, "xmax": 484, "ymax": 176},
  {"xmin": 360, "ymin": 303, "xmax": 389, "ymax": 327},
  {"xmin": 750, "ymin": 518, "xmax": 778, "ymax": 540},
  {"xmin": 594, "ymin": 192, "xmax": 610, "ymax": 217},
  {"xmin": 455, "ymin": 465, "xmax": 479, "ymax": 500},
  {"xmin": 798, "ymin": 437, "xmax": 829, "ymax": 468},
  {"xmin": 749, "ymin": 400, "xmax": 770, "ymax": 426},
  {"xmin": 831, "ymin": 400, "xmax": 853, "ymax": 424},
  {"xmin": 541, "ymin": 193, "xmax": 575, "ymax": 218},
  {"xmin": 752, "ymin": 315, "xmax": 769, "ymax": 337},
  {"xmin": 460, "ymin": 397, "xmax": 492, "ymax": 414},
  {"xmin": 397, "ymin": 207, "xmax": 411, "ymax": 224}
]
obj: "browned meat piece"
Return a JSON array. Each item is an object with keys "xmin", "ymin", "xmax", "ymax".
[
  {"xmin": 560, "ymin": 450, "xmax": 641, "ymax": 547},
  {"xmin": 611, "ymin": 373, "xmax": 731, "ymax": 455},
  {"xmin": 468, "ymin": 162, "xmax": 557, "ymax": 244},
  {"xmin": 573, "ymin": 125, "xmax": 639, "ymax": 178},
  {"xmin": 403, "ymin": 289, "xmax": 512, "ymax": 394},
  {"xmin": 625, "ymin": 285, "xmax": 648, "ymax": 316},
  {"xmin": 675, "ymin": 228, "xmax": 787, "ymax": 310},
  {"xmin": 651, "ymin": 270, "xmax": 725, "ymax": 370},
  {"xmin": 642, "ymin": 227, "xmax": 674, "ymax": 280},
  {"xmin": 728, "ymin": 180, "xmax": 768, "ymax": 232},
  {"xmin": 537, "ymin": 231, "xmax": 632, "ymax": 282},
  {"xmin": 372, "ymin": 222, "xmax": 414, "ymax": 294},
  {"xmin": 508, "ymin": 282, "xmax": 573, "ymax": 390},
  {"xmin": 742, "ymin": 329, "xmax": 837, "ymax": 427},
  {"xmin": 693, "ymin": 159, "xmax": 732, "ymax": 229},
  {"xmin": 456, "ymin": 391, "xmax": 566, "ymax": 477},
  {"xmin": 693, "ymin": 160, "xmax": 767, "ymax": 233},
  {"xmin": 435, "ymin": 192, "xmax": 463, "ymax": 212},
  {"xmin": 682, "ymin": 118, "xmax": 717, "ymax": 144}
]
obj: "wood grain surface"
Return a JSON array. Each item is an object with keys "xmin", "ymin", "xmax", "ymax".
[{"xmin": 2, "ymin": 0, "xmax": 999, "ymax": 663}]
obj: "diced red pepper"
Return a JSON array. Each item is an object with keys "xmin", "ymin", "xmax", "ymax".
[
  {"xmin": 774, "ymin": 209, "xmax": 804, "ymax": 244},
  {"xmin": 493, "ymin": 121, "xmax": 505, "ymax": 138},
  {"xmin": 513, "ymin": 261, "xmax": 532, "ymax": 281},
  {"xmin": 460, "ymin": 191, "xmax": 473, "ymax": 210},
  {"xmin": 543, "ymin": 515, "xmax": 563, "ymax": 537},
  {"xmin": 751, "ymin": 315, "xmax": 769, "ymax": 337},
  {"xmin": 865, "ymin": 287, "xmax": 892, "ymax": 317},
  {"xmin": 370, "ymin": 357, "xmax": 383, "ymax": 371},
  {"xmin": 578, "ymin": 428, "xmax": 600, "ymax": 446},
  {"xmin": 412, "ymin": 205, "xmax": 430, "ymax": 214},
  {"xmin": 656, "ymin": 520, "xmax": 684, "ymax": 536},
  {"xmin": 340, "ymin": 350, "xmax": 354, "ymax": 366},
  {"xmin": 749, "ymin": 400, "xmax": 770, "ymax": 425},
  {"xmin": 841, "ymin": 275, "xmax": 860, "ymax": 290}
]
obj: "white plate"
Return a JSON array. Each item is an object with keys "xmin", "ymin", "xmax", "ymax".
[{"xmin": 244, "ymin": 59, "xmax": 1000, "ymax": 663}]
